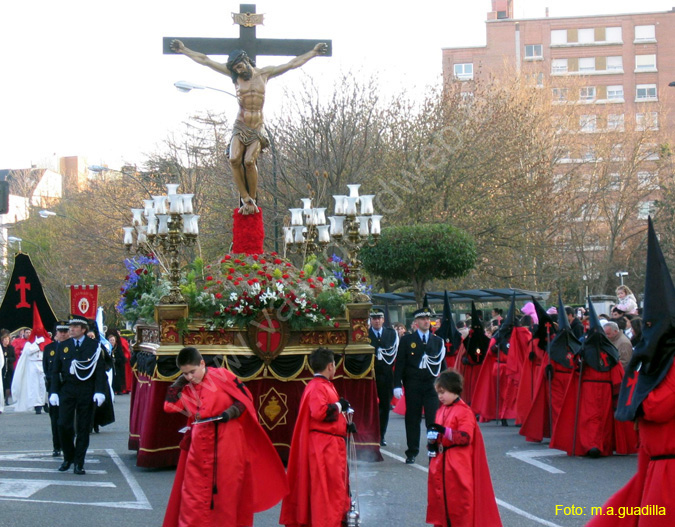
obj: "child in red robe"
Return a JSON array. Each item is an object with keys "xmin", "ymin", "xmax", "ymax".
[
  {"xmin": 162, "ymin": 347, "xmax": 288, "ymax": 527},
  {"xmin": 280, "ymin": 347, "xmax": 353, "ymax": 527},
  {"xmin": 427, "ymin": 370, "xmax": 502, "ymax": 527}
]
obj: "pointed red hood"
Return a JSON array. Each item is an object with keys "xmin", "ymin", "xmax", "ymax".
[{"xmin": 30, "ymin": 302, "xmax": 52, "ymax": 350}]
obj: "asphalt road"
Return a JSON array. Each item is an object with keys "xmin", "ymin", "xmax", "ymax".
[{"xmin": 0, "ymin": 396, "xmax": 638, "ymax": 526}]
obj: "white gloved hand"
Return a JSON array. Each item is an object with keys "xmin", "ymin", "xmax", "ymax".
[
  {"xmin": 49, "ymin": 394, "xmax": 59, "ymax": 406},
  {"xmin": 93, "ymin": 393, "xmax": 106, "ymax": 407},
  {"xmin": 35, "ymin": 336, "xmax": 45, "ymax": 345},
  {"xmin": 393, "ymin": 387, "xmax": 403, "ymax": 399}
]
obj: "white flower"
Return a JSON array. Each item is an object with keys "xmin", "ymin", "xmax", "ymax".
[{"xmin": 230, "ymin": 292, "xmax": 238, "ymax": 302}]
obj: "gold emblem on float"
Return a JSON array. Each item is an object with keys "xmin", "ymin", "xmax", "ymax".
[{"xmin": 258, "ymin": 388, "xmax": 289, "ymax": 431}]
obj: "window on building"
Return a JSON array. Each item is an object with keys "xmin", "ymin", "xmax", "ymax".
[
  {"xmin": 584, "ymin": 147, "xmax": 597, "ymax": 161},
  {"xmin": 611, "ymin": 144, "xmax": 625, "ymax": 160},
  {"xmin": 605, "ymin": 27, "xmax": 622, "ymax": 42},
  {"xmin": 580, "ymin": 115, "xmax": 597, "ymax": 133},
  {"xmin": 636, "ymin": 84, "xmax": 657, "ymax": 101},
  {"xmin": 608, "ymin": 173, "xmax": 621, "ymax": 190},
  {"xmin": 552, "ymin": 87, "xmax": 568, "ymax": 101},
  {"xmin": 551, "ymin": 30, "xmax": 567, "ymax": 45},
  {"xmin": 607, "ymin": 85, "xmax": 624, "ymax": 101},
  {"xmin": 635, "ymin": 25, "xmax": 656, "ymax": 42},
  {"xmin": 579, "ymin": 57, "xmax": 596, "ymax": 72},
  {"xmin": 606, "ymin": 56, "xmax": 623, "ymax": 71},
  {"xmin": 453, "ymin": 63, "xmax": 473, "ymax": 80},
  {"xmin": 640, "ymin": 143, "xmax": 660, "ymax": 161},
  {"xmin": 638, "ymin": 172, "xmax": 659, "ymax": 190},
  {"xmin": 607, "ymin": 114, "xmax": 625, "ymax": 131},
  {"xmin": 525, "ymin": 44, "xmax": 543, "ymax": 59},
  {"xmin": 551, "ymin": 59, "xmax": 568, "ymax": 74},
  {"xmin": 636, "ymin": 112, "xmax": 659, "ymax": 131},
  {"xmin": 635, "ymin": 54, "xmax": 657, "ymax": 71},
  {"xmin": 556, "ymin": 146, "xmax": 571, "ymax": 163},
  {"xmin": 580, "ymin": 86, "xmax": 596, "ymax": 102},
  {"xmin": 638, "ymin": 200, "xmax": 656, "ymax": 220},
  {"xmin": 578, "ymin": 28, "xmax": 595, "ymax": 43}
]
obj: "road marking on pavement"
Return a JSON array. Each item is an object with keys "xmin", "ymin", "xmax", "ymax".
[
  {"xmin": 380, "ymin": 449, "xmax": 563, "ymax": 527},
  {"xmin": 506, "ymin": 448, "xmax": 567, "ymax": 474},
  {"xmin": 0, "ymin": 453, "xmax": 100, "ymax": 463},
  {"xmin": 0, "ymin": 467, "xmax": 107, "ymax": 475},
  {"xmin": 0, "ymin": 449, "xmax": 152, "ymax": 510},
  {"xmin": 0, "ymin": 479, "xmax": 115, "ymax": 498}
]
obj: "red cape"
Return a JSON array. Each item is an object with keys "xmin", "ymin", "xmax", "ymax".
[
  {"xmin": 519, "ymin": 356, "xmax": 574, "ymax": 442},
  {"xmin": 427, "ymin": 399, "xmax": 502, "ymax": 527},
  {"xmin": 512, "ymin": 333, "xmax": 544, "ymax": 425},
  {"xmin": 120, "ymin": 337, "xmax": 133, "ymax": 393},
  {"xmin": 550, "ymin": 362, "xmax": 636, "ymax": 456},
  {"xmin": 163, "ymin": 368, "xmax": 288, "ymax": 527},
  {"xmin": 471, "ymin": 341, "xmax": 517, "ymax": 421},
  {"xmin": 280, "ymin": 377, "xmax": 350, "ymax": 527}
]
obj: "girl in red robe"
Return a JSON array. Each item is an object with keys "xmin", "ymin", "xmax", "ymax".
[
  {"xmin": 280, "ymin": 347, "xmax": 352, "ymax": 527},
  {"xmin": 426, "ymin": 370, "xmax": 502, "ymax": 527},
  {"xmin": 162, "ymin": 347, "xmax": 288, "ymax": 527}
]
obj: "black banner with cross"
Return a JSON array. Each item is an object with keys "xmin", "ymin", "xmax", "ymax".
[{"xmin": 0, "ymin": 252, "xmax": 57, "ymax": 333}]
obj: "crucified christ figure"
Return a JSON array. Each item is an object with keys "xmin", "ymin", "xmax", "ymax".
[{"xmin": 171, "ymin": 40, "xmax": 328, "ymax": 214}]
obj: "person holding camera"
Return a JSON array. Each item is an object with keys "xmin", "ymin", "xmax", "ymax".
[
  {"xmin": 426, "ymin": 370, "xmax": 502, "ymax": 527},
  {"xmin": 281, "ymin": 347, "xmax": 354, "ymax": 527},
  {"xmin": 162, "ymin": 347, "xmax": 287, "ymax": 527}
]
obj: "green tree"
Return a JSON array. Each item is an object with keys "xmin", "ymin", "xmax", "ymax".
[{"xmin": 360, "ymin": 223, "xmax": 477, "ymax": 306}]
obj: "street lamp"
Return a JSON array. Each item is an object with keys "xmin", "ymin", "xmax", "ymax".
[
  {"xmin": 174, "ymin": 81, "xmax": 237, "ymax": 99},
  {"xmin": 8, "ymin": 236, "xmax": 22, "ymax": 251},
  {"xmin": 615, "ymin": 271, "xmax": 629, "ymax": 286}
]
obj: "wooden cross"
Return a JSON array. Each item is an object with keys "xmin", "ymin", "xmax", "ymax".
[{"xmin": 163, "ymin": 3, "xmax": 332, "ymax": 62}]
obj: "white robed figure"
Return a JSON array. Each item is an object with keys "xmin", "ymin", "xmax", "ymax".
[{"xmin": 11, "ymin": 337, "xmax": 46, "ymax": 412}]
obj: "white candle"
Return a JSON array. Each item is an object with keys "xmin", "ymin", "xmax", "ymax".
[
  {"xmin": 301, "ymin": 198, "xmax": 312, "ymax": 210},
  {"xmin": 333, "ymin": 195, "xmax": 347, "ymax": 215},
  {"xmin": 318, "ymin": 225, "xmax": 331, "ymax": 243},
  {"xmin": 283, "ymin": 227, "xmax": 293, "ymax": 244},
  {"xmin": 370, "ymin": 215, "xmax": 383, "ymax": 235},
  {"xmin": 131, "ymin": 208, "xmax": 145, "ymax": 226},
  {"xmin": 347, "ymin": 184, "xmax": 361, "ymax": 198},
  {"xmin": 146, "ymin": 214, "xmax": 157, "ymax": 235},
  {"xmin": 169, "ymin": 194, "xmax": 183, "ymax": 214},
  {"xmin": 357, "ymin": 216, "xmax": 370, "ymax": 236},
  {"xmin": 191, "ymin": 215, "xmax": 200, "ymax": 235},
  {"xmin": 314, "ymin": 207, "xmax": 327, "ymax": 225},
  {"xmin": 157, "ymin": 215, "xmax": 170, "ymax": 235},
  {"xmin": 123, "ymin": 227, "xmax": 135, "ymax": 245},
  {"xmin": 293, "ymin": 226, "xmax": 305, "ymax": 243},
  {"xmin": 143, "ymin": 199, "xmax": 155, "ymax": 216},
  {"xmin": 182, "ymin": 194, "xmax": 194, "ymax": 214},
  {"xmin": 345, "ymin": 197, "xmax": 358, "ymax": 216},
  {"xmin": 152, "ymin": 195, "xmax": 167, "ymax": 215},
  {"xmin": 182, "ymin": 214, "xmax": 195, "ymax": 234},
  {"xmin": 166, "ymin": 183, "xmax": 180, "ymax": 195},
  {"xmin": 359, "ymin": 195, "xmax": 375, "ymax": 215},
  {"xmin": 329, "ymin": 216, "xmax": 345, "ymax": 236},
  {"xmin": 289, "ymin": 208, "xmax": 304, "ymax": 226}
]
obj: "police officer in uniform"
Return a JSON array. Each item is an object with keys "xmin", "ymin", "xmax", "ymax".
[
  {"xmin": 48, "ymin": 316, "xmax": 107, "ymax": 475},
  {"xmin": 42, "ymin": 321, "xmax": 70, "ymax": 457},
  {"xmin": 394, "ymin": 308, "xmax": 445, "ymax": 464},
  {"xmin": 368, "ymin": 308, "xmax": 399, "ymax": 447}
]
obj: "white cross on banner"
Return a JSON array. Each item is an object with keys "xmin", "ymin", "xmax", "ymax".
[{"xmin": 69, "ymin": 285, "xmax": 99, "ymax": 319}]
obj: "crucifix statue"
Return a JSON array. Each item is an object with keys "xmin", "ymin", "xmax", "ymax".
[{"xmin": 165, "ymin": 4, "xmax": 331, "ymax": 215}]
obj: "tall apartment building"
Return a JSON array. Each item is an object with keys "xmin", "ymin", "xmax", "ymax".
[
  {"xmin": 443, "ymin": 1, "xmax": 675, "ymax": 131},
  {"xmin": 442, "ymin": 1, "xmax": 675, "ymax": 292}
]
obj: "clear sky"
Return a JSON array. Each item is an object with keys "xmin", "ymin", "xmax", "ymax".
[{"xmin": 0, "ymin": 0, "xmax": 672, "ymax": 170}]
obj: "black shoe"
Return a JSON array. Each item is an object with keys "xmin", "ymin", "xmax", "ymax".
[
  {"xmin": 73, "ymin": 465, "xmax": 86, "ymax": 475},
  {"xmin": 380, "ymin": 440, "xmax": 387, "ymax": 447},
  {"xmin": 405, "ymin": 456, "xmax": 416, "ymax": 464},
  {"xmin": 587, "ymin": 448, "xmax": 601, "ymax": 458},
  {"xmin": 35, "ymin": 407, "xmax": 42, "ymax": 414},
  {"xmin": 52, "ymin": 450, "xmax": 61, "ymax": 457},
  {"xmin": 93, "ymin": 425, "xmax": 100, "ymax": 434},
  {"xmin": 58, "ymin": 461, "xmax": 72, "ymax": 472},
  {"xmin": 501, "ymin": 419, "xmax": 508, "ymax": 427}
]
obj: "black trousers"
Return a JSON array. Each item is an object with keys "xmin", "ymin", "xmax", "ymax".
[
  {"xmin": 48, "ymin": 402, "xmax": 61, "ymax": 450},
  {"xmin": 374, "ymin": 360, "xmax": 394, "ymax": 441},
  {"xmin": 58, "ymin": 383, "xmax": 94, "ymax": 466},
  {"xmin": 403, "ymin": 379, "xmax": 439, "ymax": 458}
]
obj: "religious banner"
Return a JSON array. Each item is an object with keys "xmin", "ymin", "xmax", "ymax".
[
  {"xmin": 69, "ymin": 285, "xmax": 99, "ymax": 319},
  {"xmin": 0, "ymin": 252, "xmax": 57, "ymax": 332}
]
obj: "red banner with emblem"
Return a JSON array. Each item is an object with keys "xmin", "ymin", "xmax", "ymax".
[{"xmin": 69, "ymin": 285, "xmax": 99, "ymax": 319}]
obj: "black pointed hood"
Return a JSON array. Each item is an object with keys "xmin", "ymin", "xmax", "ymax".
[
  {"xmin": 423, "ymin": 293, "xmax": 430, "ymax": 310},
  {"xmin": 494, "ymin": 293, "xmax": 516, "ymax": 354},
  {"xmin": 532, "ymin": 297, "xmax": 555, "ymax": 351},
  {"xmin": 436, "ymin": 291, "xmax": 463, "ymax": 356},
  {"xmin": 465, "ymin": 301, "xmax": 490, "ymax": 363},
  {"xmin": 617, "ymin": 217, "xmax": 675, "ymax": 420},
  {"xmin": 580, "ymin": 297, "xmax": 620, "ymax": 372},
  {"xmin": 549, "ymin": 294, "xmax": 581, "ymax": 368},
  {"xmin": 383, "ymin": 304, "xmax": 392, "ymax": 328}
]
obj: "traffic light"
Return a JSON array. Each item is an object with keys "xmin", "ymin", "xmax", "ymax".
[{"xmin": 0, "ymin": 180, "xmax": 9, "ymax": 215}]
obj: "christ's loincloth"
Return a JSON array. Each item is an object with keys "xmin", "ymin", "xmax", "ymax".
[{"xmin": 228, "ymin": 121, "xmax": 270, "ymax": 154}]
